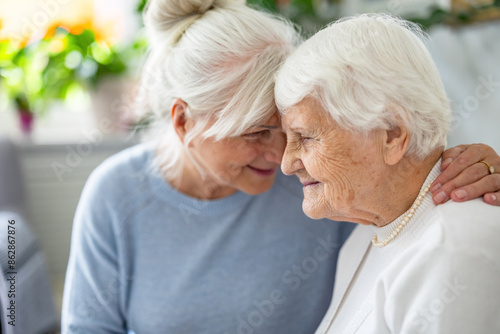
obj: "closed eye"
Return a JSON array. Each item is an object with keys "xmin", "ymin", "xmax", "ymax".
[
  {"xmin": 301, "ymin": 136, "xmax": 313, "ymax": 143},
  {"xmin": 243, "ymin": 130, "xmax": 271, "ymax": 139}
]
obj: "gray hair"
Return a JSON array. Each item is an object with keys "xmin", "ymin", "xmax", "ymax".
[
  {"xmin": 139, "ymin": 0, "xmax": 300, "ymax": 180},
  {"xmin": 275, "ymin": 13, "xmax": 451, "ymax": 159}
]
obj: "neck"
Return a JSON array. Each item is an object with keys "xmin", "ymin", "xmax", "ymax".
[
  {"xmin": 371, "ymin": 149, "xmax": 442, "ymax": 227},
  {"xmin": 166, "ymin": 152, "xmax": 237, "ymax": 200}
]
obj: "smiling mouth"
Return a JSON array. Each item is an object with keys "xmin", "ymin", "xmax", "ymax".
[
  {"xmin": 302, "ymin": 181, "xmax": 320, "ymax": 187},
  {"xmin": 247, "ymin": 166, "xmax": 277, "ymax": 177}
]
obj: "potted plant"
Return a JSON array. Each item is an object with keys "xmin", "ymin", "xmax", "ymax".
[
  {"xmin": 0, "ymin": 24, "xmax": 137, "ymax": 136},
  {"xmin": 14, "ymin": 94, "xmax": 34, "ymax": 135},
  {"xmin": 0, "ymin": 40, "xmax": 47, "ymax": 136}
]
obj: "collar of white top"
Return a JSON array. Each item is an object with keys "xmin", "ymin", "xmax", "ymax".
[{"xmin": 371, "ymin": 158, "xmax": 442, "ymax": 247}]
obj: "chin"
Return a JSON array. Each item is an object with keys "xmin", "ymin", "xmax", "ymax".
[
  {"xmin": 239, "ymin": 179, "xmax": 275, "ymax": 195},
  {"xmin": 302, "ymin": 202, "xmax": 326, "ymax": 220}
]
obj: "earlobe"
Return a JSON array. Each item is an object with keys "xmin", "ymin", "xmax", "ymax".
[
  {"xmin": 383, "ymin": 125, "xmax": 410, "ymax": 165},
  {"xmin": 171, "ymin": 98, "xmax": 189, "ymax": 143}
]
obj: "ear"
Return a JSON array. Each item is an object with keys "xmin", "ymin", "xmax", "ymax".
[
  {"xmin": 382, "ymin": 123, "xmax": 410, "ymax": 166},
  {"xmin": 171, "ymin": 98, "xmax": 191, "ymax": 143}
]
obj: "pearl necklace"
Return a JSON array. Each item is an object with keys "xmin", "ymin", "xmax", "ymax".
[{"xmin": 372, "ymin": 181, "xmax": 433, "ymax": 248}]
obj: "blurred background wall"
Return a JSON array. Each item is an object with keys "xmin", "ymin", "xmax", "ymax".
[{"xmin": 0, "ymin": 0, "xmax": 499, "ymax": 325}]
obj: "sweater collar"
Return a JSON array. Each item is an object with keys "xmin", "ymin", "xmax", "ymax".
[{"xmin": 371, "ymin": 158, "xmax": 442, "ymax": 246}]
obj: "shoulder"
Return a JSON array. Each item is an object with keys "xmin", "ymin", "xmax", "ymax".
[
  {"xmin": 379, "ymin": 199, "xmax": 500, "ymax": 298},
  {"xmin": 436, "ymin": 197, "xmax": 500, "ymax": 221},
  {"xmin": 89, "ymin": 142, "xmax": 153, "ymax": 183},
  {"xmin": 377, "ymin": 199, "xmax": 500, "ymax": 293},
  {"xmin": 84, "ymin": 143, "xmax": 153, "ymax": 195},
  {"xmin": 431, "ymin": 198, "xmax": 500, "ymax": 251},
  {"xmin": 387, "ymin": 199, "xmax": 500, "ymax": 274},
  {"xmin": 76, "ymin": 143, "xmax": 155, "ymax": 218},
  {"xmin": 376, "ymin": 201, "xmax": 500, "ymax": 332}
]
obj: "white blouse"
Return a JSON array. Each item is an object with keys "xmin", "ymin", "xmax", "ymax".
[{"xmin": 316, "ymin": 161, "xmax": 500, "ymax": 334}]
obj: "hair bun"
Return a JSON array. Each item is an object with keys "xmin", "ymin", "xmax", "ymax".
[{"xmin": 144, "ymin": 0, "xmax": 244, "ymax": 46}]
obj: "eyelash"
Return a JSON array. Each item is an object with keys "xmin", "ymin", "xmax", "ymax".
[
  {"xmin": 244, "ymin": 130, "xmax": 271, "ymax": 139},
  {"xmin": 300, "ymin": 135, "xmax": 313, "ymax": 143}
]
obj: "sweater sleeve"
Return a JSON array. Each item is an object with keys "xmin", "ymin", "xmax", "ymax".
[
  {"xmin": 376, "ymin": 243, "xmax": 500, "ymax": 334},
  {"xmin": 61, "ymin": 166, "xmax": 128, "ymax": 334}
]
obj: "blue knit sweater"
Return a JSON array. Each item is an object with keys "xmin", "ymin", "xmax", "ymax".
[{"xmin": 62, "ymin": 143, "xmax": 354, "ymax": 334}]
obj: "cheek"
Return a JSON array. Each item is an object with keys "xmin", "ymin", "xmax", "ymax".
[
  {"xmin": 303, "ymin": 147, "xmax": 336, "ymax": 180},
  {"xmin": 304, "ymin": 147, "xmax": 357, "ymax": 205},
  {"xmin": 215, "ymin": 143, "xmax": 257, "ymax": 176},
  {"xmin": 235, "ymin": 141, "xmax": 264, "ymax": 163}
]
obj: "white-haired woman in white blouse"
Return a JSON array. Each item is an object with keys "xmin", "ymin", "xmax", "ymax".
[{"xmin": 275, "ymin": 13, "xmax": 500, "ymax": 334}]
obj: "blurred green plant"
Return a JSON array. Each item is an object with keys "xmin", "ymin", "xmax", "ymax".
[
  {"xmin": 248, "ymin": 0, "xmax": 341, "ymax": 36},
  {"xmin": 409, "ymin": 0, "xmax": 500, "ymax": 29},
  {"xmin": 0, "ymin": 27, "xmax": 146, "ymax": 116},
  {"xmin": 137, "ymin": 0, "xmax": 148, "ymax": 15},
  {"xmin": 3, "ymin": 0, "xmax": 498, "ymax": 121}
]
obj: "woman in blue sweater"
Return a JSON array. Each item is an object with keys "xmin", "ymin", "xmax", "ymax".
[{"xmin": 61, "ymin": 1, "xmax": 500, "ymax": 333}]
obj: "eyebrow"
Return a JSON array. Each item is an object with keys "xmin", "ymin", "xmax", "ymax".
[
  {"xmin": 256, "ymin": 125, "xmax": 278, "ymax": 129},
  {"xmin": 288, "ymin": 126, "xmax": 306, "ymax": 132}
]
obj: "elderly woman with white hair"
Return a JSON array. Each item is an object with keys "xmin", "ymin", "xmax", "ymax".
[
  {"xmin": 62, "ymin": 1, "xmax": 500, "ymax": 332},
  {"xmin": 275, "ymin": 14, "xmax": 500, "ymax": 334}
]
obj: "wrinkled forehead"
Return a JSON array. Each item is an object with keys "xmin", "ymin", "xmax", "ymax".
[
  {"xmin": 280, "ymin": 108, "xmax": 300, "ymax": 129},
  {"xmin": 266, "ymin": 112, "xmax": 282, "ymax": 126},
  {"xmin": 280, "ymin": 98, "xmax": 328, "ymax": 129}
]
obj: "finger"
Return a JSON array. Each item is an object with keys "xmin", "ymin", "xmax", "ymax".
[
  {"xmin": 432, "ymin": 162, "xmax": 489, "ymax": 204},
  {"xmin": 440, "ymin": 145, "xmax": 468, "ymax": 170},
  {"xmin": 431, "ymin": 144, "xmax": 488, "ymax": 193},
  {"xmin": 484, "ymin": 192, "xmax": 500, "ymax": 206},
  {"xmin": 448, "ymin": 174, "xmax": 500, "ymax": 202}
]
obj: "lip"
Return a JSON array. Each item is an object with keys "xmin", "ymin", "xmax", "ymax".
[
  {"xmin": 301, "ymin": 181, "xmax": 320, "ymax": 187},
  {"xmin": 247, "ymin": 166, "xmax": 277, "ymax": 177}
]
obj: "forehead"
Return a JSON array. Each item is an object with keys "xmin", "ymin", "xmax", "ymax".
[
  {"xmin": 282, "ymin": 98, "xmax": 327, "ymax": 128},
  {"xmin": 248, "ymin": 112, "xmax": 281, "ymax": 129},
  {"xmin": 266, "ymin": 112, "xmax": 281, "ymax": 126}
]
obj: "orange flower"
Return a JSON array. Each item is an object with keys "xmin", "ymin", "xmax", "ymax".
[
  {"xmin": 66, "ymin": 18, "xmax": 94, "ymax": 36},
  {"xmin": 43, "ymin": 21, "xmax": 65, "ymax": 40},
  {"xmin": 93, "ymin": 20, "xmax": 117, "ymax": 45},
  {"xmin": 1, "ymin": 2, "xmax": 117, "ymax": 47}
]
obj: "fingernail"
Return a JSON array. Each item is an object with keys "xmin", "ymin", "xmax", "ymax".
[
  {"xmin": 488, "ymin": 194, "xmax": 497, "ymax": 203},
  {"xmin": 430, "ymin": 182, "xmax": 442, "ymax": 193},
  {"xmin": 434, "ymin": 191, "xmax": 447, "ymax": 204},
  {"xmin": 442, "ymin": 158, "xmax": 453, "ymax": 167},
  {"xmin": 454, "ymin": 189, "xmax": 467, "ymax": 200}
]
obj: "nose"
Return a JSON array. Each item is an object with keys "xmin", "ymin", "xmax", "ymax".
[
  {"xmin": 263, "ymin": 131, "xmax": 285, "ymax": 164},
  {"xmin": 281, "ymin": 142, "xmax": 303, "ymax": 176}
]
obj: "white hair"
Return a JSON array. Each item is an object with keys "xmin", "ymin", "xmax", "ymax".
[
  {"xmin": 138, "ymin": 0, "xmax": 300, "ymax": 181},
  {"xmin": 275, "ymin": 13, "xmax": 451, "ymax": 159}
]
